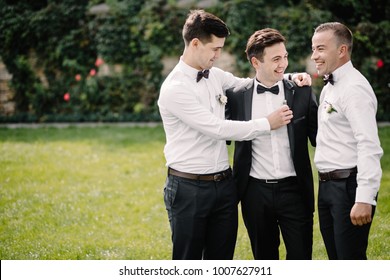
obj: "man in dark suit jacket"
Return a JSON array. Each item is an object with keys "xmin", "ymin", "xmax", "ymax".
[{"xmin": 226, "ymin": 28, "xmax": 318, "ymax": 259}]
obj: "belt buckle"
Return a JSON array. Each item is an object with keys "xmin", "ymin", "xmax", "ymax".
[
  {"xmin": 319, "ymin": 172, "xmax": 331, "ymax": 182},
  {"xmin": 213, "ymin": 174, "xmax": 223, "ymax": 182},
  {"xmin": 265, "ymin": 179, "xmax": 278, "ymax": 184}
]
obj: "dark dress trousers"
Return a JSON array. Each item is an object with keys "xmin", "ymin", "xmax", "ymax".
[{"xmin": 225, "ymin": 79, "xmax": 318, "ymax": 259}]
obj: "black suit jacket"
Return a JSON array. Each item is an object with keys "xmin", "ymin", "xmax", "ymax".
[{"xmin": 225, "ymin": 79, "xmax": 318, "ymax": 212}]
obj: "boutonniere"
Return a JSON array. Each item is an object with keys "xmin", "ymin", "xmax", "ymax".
[
  {"xmin": 324, "ymin": 101, "xmax": 337, "ymax": 114},
  {"xmin": 216, "ymin": 94, "xmax": 228, "ymax": 105}
]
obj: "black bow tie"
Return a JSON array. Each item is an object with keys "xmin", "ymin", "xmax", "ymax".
[
  {"xmin": 196, "ymin": 69, "xmax": 209, "ymax": 82},
  {"xmin": 323, "ymin": 74, "xmax": 334, "ymax": 85},
  {"xmin": 257, "ymin": 84, "xmax": 279, "ymax": 95}
]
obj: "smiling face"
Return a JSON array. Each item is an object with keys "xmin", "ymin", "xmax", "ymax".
[
  {"xmin": 195, "ymin": 35, "xmax": 225, "ymax": 70},
  {"xmin": 311, "ymin": 30, "xmax": 343, "ymax": 76},
  {"xmin": 252, "ymin": 42, "xmax": 288, "ymax": 87},
  {"xmin": 183, "ymin": 34, "xmax": 225, "ymax": 71}
]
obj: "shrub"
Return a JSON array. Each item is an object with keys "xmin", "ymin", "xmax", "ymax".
[{"xmin": 0, "ymin": 0, "xmax": 388, "ymax": 122}]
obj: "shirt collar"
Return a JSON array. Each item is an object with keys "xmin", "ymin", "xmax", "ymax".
[
  {"xmin": 331, "ymin": 60, "xmax": 353, "ymax": 83},
  {"xmin": 255, "ymin": 78, "xmax": 282, "ymax": 89},
  {"xmin": 178, "ymin": 57, "xmax": 204, "ymax": 81}
]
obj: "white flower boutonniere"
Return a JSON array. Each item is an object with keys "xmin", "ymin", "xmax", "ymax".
[
  {"xmin": 217, "ymin": 94, "xmax": 228, "ymax": 105},
  {"xmin": 324, "ymin": 101, "xmax": 337, "ymax": 114}
]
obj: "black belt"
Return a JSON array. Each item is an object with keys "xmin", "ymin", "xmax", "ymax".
[
  {"xmin": 168, "ymin": 167, "xmax": 232, "ymax": 182},
  {"xmin": 251, "ymin": 176, "xmax": 297, "ymax": 184},
  {"xmin": 318, "ymin": 167, "xmax": 357, "ymax": 182}
]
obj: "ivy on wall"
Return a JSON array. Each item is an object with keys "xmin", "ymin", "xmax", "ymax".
[{"xmin": 0, "ymin": 0, "xmax": 388, "ymax": 122}]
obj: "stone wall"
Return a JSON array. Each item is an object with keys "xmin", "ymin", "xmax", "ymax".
[{"xmin": 0, "ymin": 59, "xmax": 14, "ymax": 116}]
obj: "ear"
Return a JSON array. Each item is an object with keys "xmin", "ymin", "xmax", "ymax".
[
  {"xmin": 191, "ymin": 38, "xmax": 200, "ymax": 48},
  {"xmin": 339, "ymin": 44, "xmax": 348, "ymax": 58},
  {"xmin": 250, "ymin": 57, "xmax": 259, "ymax": 67}
]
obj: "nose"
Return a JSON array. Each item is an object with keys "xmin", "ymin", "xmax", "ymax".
[
  {"xmin": 311, "ymin": 50, "xmax": 317, "ymax": 60},
  {"xmin": 281, "ymin": 56, "xmax": 288, "ymax": 68},
  {"xmin": 214, "ymin": 49, "xmax": 221, "ymax": 59}
]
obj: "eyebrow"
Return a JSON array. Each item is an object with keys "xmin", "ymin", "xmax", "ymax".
[
  {"xmin": 312, "ymin": 44, "xmax": 326, "ymax": 49},
  {"xmin": 271, "ymin": 52, "xmax": 288, "ymax": 60}
]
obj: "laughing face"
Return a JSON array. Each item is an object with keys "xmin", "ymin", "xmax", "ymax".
[
  {"xmin": 311, "ymin": 30, "xmax": 341, "ymax": 76},
  {"xmin": 253, "ymin": 42, "xmax": 288, "ymax": 87}
]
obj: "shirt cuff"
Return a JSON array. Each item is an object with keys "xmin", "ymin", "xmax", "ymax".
[
  {"xmin": 253, "ymin": 118, "xmax": 271, "ymax": 134},
  {"xmin": 355, "ymin": 187, "xmax": 378, "ymax": 206}
]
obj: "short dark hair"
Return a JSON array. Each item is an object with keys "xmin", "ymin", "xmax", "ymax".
[
  {"xmin": 245, "ymin": 28, "xmax": 286, "ymax": 63},
  {"xmin": 182, "ymin": 10, "xmax": 230, "ymax": 46},
  {"xmin": 314, "ymin": 22, "xmax": 353, "ymax": 54}
]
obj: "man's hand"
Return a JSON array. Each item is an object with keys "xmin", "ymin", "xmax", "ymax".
[
  {"xmin": 350, "ymin": 202, "xmax": 372, "ymax": 226},
  {"xmin": 292, "ymin": 73, "xmax": 312, "ymax": 86},
  {"xmin": 267, "ymin": 105, "xmax": 293, "ymax": 130}
]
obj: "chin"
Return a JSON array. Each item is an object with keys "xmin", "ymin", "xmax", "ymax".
[{"xmin": 316, "ymin": 68, "xmax": 325, "ymax": 76}]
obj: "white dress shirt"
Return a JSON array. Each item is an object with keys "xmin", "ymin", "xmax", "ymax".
[
  {"xmin": 158, "ymin": 58, "xmax": 270, "ymax": 174},
  {"xmin": 250, "ymin": 80, "xmax": 296, "ymax": 180},
  {"xmin": 314, "ymin": 61, "xmax": 383, "ymax": 205}
]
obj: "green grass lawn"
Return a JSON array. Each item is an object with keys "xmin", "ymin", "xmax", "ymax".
[{"xmin": 0, "ymin": 125, "xmax": 389, "ymax": 260}]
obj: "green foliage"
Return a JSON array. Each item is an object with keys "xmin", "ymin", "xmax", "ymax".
[
  {"xmin": 353, "ymin": 21, "xmax": 390, "ymax": 121},
  {"xmin": 0, "ymin": 0, "xmax": 96, "ymax": 118},
  {"xmin": 93, "ymin": 1, "xmax": 143, "ymax": 63},
  {"xmin": 0, "ymin": 0, "xmax": 389, "ymax": 121},
  {"xmin": 223, "ymin": 0, "xmax": 271, "ymax": 74},
  {"xmin": 306, "ymin": 0, "xmax": 389, "ymax": 24}
]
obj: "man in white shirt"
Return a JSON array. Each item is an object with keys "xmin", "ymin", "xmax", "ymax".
[
  {"xmin": 158, "ymin": 9, "xmax": 310, "ymax": 260},
  {"xmin": 311, "ymin": 22, "xmax": 383, "ymax": 259}
]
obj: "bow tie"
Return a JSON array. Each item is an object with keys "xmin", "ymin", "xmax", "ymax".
[
  {"xmin": 323, "ymin": 74, "xmax": 334, "ymax": 85},
  {"xmin": 257, "ymin": 84, "xmax": 279, "ymax": 95},
  {"xmin": 196, "ymin": 69, "xmax": 209, "ymax": 82}
]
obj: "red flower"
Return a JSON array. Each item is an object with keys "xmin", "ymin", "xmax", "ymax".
[
  {"xmin": 64, "ymin": 92, "xmax": 70, "ymax": 102},
  {"xmin": 89, "ymin": 69, "xmax": 96, "ymax": 76},
  {"xmin": 377, "ymin": 59, "xmax": 384, "ymax": 68},
  {"xmin": 75, "ymin": 74, "xmax": 82, "ymax": 81},
  {"xmin": 312, "ymin": 72, "xmax": 319, "ymax": 79},
  {"xmin": 95, "ymin": 58, "xmax": 104, "ymax": 67}
]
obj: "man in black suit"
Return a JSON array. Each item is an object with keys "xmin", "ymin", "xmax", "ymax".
[{"xmin": 226, "ymin": 28, "xmax": 318, "ymax": 259}]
